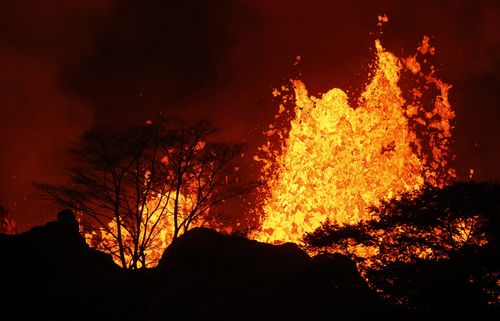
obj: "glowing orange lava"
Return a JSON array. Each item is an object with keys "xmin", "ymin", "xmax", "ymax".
[
  {"xmin": 84, "ymin": 193, "xmax": 203, "ymax": 268},
  {"xmin": 254, "ymin": 35, "xmax": 455, "ymax": 244}
]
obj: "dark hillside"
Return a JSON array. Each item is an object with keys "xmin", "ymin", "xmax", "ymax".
[{"xmin": 1, "ymin": 212, "xmax": 393, "ymax": 321}]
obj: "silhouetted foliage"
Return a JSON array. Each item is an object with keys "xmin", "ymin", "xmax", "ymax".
[
  {"xmin": 37, "ymin": 118, "xmax": 253, "ymax": 269},
  {"xmin": 303, "ymin": 220, "xmax": 373, "ymax": 256},
  {"xmin": 303, "ymin": 182, "xmax": 500, "ymax": 310}
]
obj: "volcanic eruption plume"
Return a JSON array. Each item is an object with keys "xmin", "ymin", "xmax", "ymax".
[{"xmin": 254, "ymin": 20, "xmax": 456, "ymax": 244}]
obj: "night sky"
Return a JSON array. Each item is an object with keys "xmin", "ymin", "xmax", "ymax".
[{"xmin": 1, "ymin": 0, "xmax": 499, "ymax": 231}]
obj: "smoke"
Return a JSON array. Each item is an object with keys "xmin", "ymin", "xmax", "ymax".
[{"xmin": 0, "ymin": 0, "xmax": 114, "ymax": 229}]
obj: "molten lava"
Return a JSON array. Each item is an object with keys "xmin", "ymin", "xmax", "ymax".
[
  {"xmin": 83, "ymin": 150, "xmax": 215, "ymax": 268},
  {"xmin": 254, "ymin": 36, "xmax": 455, "ymax": 244},
  {"xmin": 84, "ymin": 193, "xmax": 202, "ymax": 268}
]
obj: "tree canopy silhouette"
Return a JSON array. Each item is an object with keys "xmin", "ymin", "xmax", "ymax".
[
  {"xmin": 38, "ymin": 119, "xmax": 253, "ymax": 269},
  {"xmin": 303, "ymin": 182, "xmax": 500, "ymax": 310}
]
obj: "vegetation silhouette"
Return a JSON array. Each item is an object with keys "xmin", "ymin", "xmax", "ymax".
[
  {"xmin": 304, "ymin": 181, "xmax": 500, "ymax": 314},
  {"xmin": 37, "ymin": 118, "xmax": 253, "ymax": 269}
]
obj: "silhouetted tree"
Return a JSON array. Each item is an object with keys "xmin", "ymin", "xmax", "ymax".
[
  {"xmin": 304, "ymin": 182, "xmax": 500, "ymax": 309},
  {"xmin": 37, "ymin": 119, "xmax": 253, "ymax": 269}
]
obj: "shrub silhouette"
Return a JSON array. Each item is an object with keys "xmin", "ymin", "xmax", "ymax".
[{"xmin": 304, "ymin": 181, "xmax": 500, "ymax": 312}]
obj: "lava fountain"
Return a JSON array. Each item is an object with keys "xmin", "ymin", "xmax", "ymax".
[{"xmin": 254, "ymin": 33, "xmax": 456, "ymax": 244}]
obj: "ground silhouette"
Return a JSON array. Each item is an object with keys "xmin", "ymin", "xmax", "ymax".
[
  {"xmin": 0, "ymin": 210, "xmax": 149, "ymax": 320},
  {"xmin": 150, "ymin": 227, "xmax": 389, "ymax": 320},
  {"xmin": 3, "ymin": 209, "xmax": 496, "ymax": 320},
  {"xmin": 0, "ymin": 210, "xmax": 395, "ymax": 320}
]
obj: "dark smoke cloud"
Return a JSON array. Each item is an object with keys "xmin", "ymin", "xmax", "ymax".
[
  {"xmin": 0, "ymin": 0, "xmax": 114, "ymax": 229},
  {"xmin": 1, "ymin": 0, "xmax": 499, "ymax": 230},
  {"xmin": 66, "ymin": 0, "xmax": 249, "ymax": 129}
]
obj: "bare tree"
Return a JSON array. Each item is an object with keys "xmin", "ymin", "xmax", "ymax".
[{"xmin": 37, "ymin": 119, "xmax": 252, "ymax": 269}]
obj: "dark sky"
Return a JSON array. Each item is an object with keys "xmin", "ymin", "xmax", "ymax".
[{"xmin": 1, "ymin": 0, "xmax": 499, "ymax": 231}]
